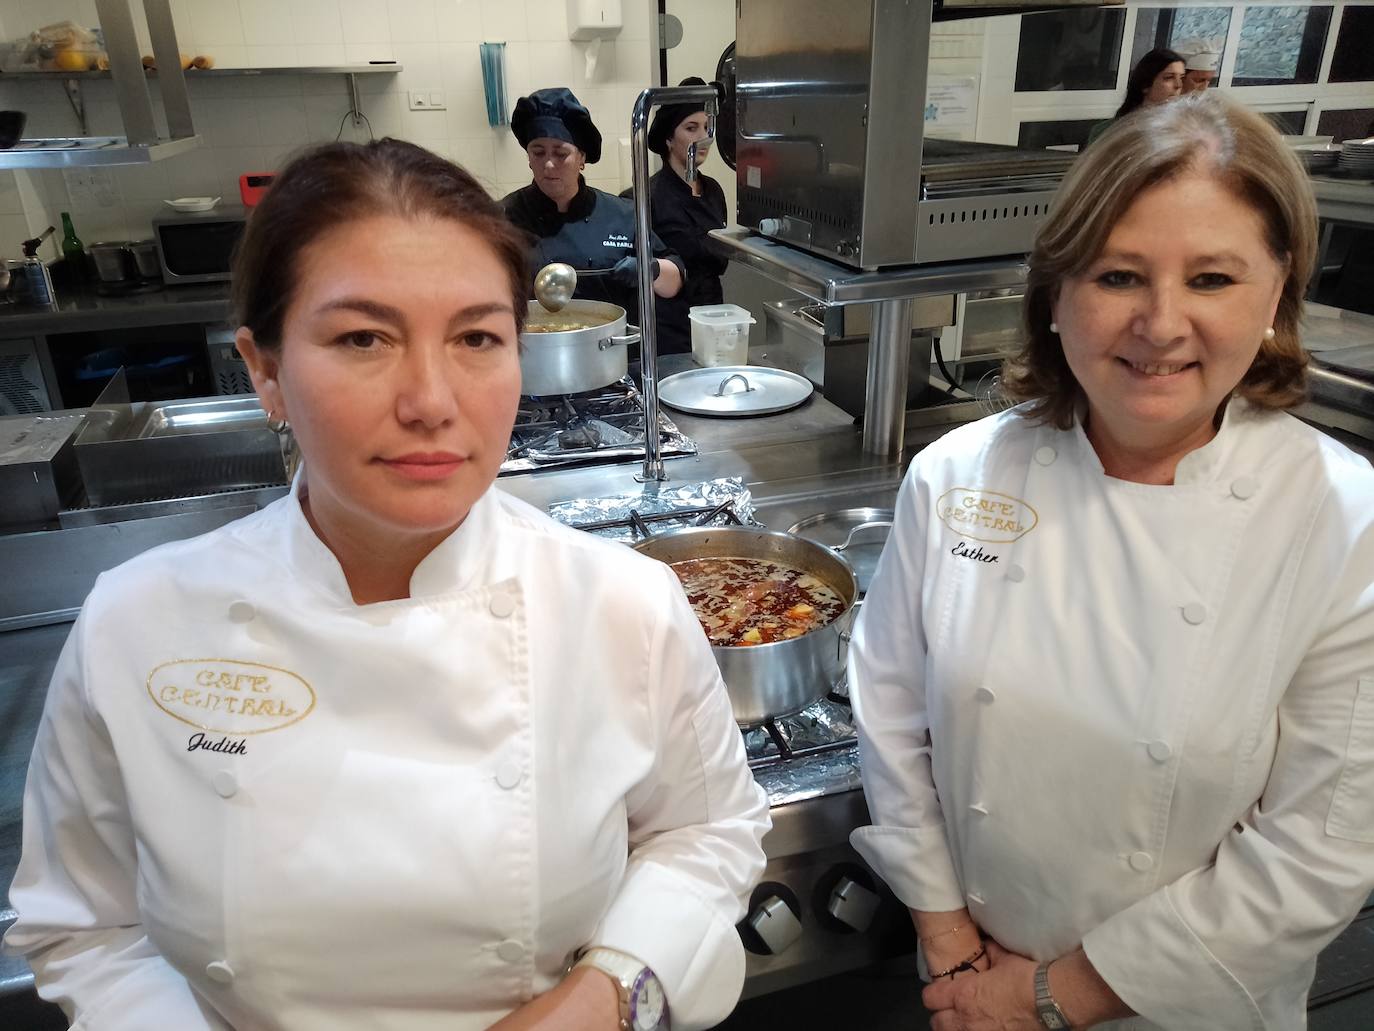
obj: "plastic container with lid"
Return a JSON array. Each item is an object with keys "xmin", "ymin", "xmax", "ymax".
[{"xmin": 689, "ymin": 303, "xmax": 756, "ymax": 367}]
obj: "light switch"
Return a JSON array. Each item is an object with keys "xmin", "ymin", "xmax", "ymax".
[{"xmin": 429, "ymin": 91, "xmax": 446, "ymax": 109}]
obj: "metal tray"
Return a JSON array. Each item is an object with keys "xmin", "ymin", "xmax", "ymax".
[
  {"xmin": 131, "ymin": 396, "xmax": 269, "ymax": 438},
  {"xmin": 75, "ymin": 395, "xmax": 286, "ymax": 506}
]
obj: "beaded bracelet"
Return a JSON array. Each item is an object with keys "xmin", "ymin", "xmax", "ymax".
[
  {"xmin": 929, "ymin": 944, "xmax": 988, "ymax": 981},
  {"xmin": 919, "ymin": 921, "xmax": 972, "ymax": 945}
]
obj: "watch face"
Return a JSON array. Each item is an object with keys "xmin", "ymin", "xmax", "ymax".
[{"xmin": 631, "ymin": 971, "xmax": 667, "ymax": 1031}]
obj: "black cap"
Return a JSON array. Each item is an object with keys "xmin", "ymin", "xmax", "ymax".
[
  {"xmin": 511, "ymin": 87, "xmax": 602, "ymax": 164},
  {"xmin": 648, "ymin": 77, "xmax": 710, "ymax": 158}
]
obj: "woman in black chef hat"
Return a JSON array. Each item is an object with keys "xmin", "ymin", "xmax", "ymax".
[
  {"xmin": 502, "ymin": 87, "xmax": 684, "ymax": 321},
  {"xmin": 646, "ymin": 77, "xmax": 731, "ymax": 355}
]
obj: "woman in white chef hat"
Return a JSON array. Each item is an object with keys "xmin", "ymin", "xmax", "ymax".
[
  {"xmin": 5, "ymin": 138, "xmax": 769, "ymax": 1031},
  {"xmin": 848, "ymin": 93, "xmax": 1374, "ymax": 1030},
  {"xmin": 1180, "ymin": 41, "xmax": 1222, "ymax": 93}
]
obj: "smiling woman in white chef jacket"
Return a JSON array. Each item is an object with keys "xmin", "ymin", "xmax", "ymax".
[
  {"xmin": 849, "ymin": 95, "xmax": 1374, "ymax": 1031},
  {"xmin": 4, "ymin": 139, "xmax": 770, "ymax": 1031}
]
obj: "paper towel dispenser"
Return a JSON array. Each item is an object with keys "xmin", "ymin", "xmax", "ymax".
[{"xmin": 567, "ymin": 0, "xmax": 622, "ymax": 40}]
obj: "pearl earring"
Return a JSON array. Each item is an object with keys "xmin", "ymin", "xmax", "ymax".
[
  {"xmin": 1263, "ymin": 327, "xmax": 1276, "ymax": 340},
  {"xmin": 1049, "ymin": 322, "xmax": 1059, "ymax": 333}
]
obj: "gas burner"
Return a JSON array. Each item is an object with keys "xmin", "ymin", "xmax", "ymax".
[
  {"xmin": 745, "ymin": 695, "xmax": 856, "ymax": 769},
  {"xmin": 502, "ymin": 378, "xmax": 696, "ymax": 474}
]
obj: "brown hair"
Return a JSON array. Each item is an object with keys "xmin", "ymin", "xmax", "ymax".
[
  {"xmin": 231, "ymin": 138, "xmax": 530, "ymax": 348},
  {"xmin": 1003, "ymin": 93, "xmax": 1316, "ymax": 427}
]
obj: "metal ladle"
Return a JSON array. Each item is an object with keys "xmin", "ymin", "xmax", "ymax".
[{"xmin": 533, "ymin": 262, "xmax": 578, "ymax": 313}]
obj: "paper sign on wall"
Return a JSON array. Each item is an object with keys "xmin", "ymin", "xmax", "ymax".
[{"xmin": 925, "ymin": 76, "xmax": 978, "ymax": 129}]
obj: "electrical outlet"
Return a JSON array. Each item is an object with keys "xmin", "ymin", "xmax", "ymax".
[{"xmin": 409, "ymin": 90, "xmax": 445, "ymax": 111}]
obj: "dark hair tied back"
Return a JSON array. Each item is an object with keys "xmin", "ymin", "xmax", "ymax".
[{"xmin": 231, "ymin": 138, "xmax": 530, "ymax": 349}]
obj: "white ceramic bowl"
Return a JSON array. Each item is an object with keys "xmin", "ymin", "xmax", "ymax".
[{"xmin": 164, "ymin": 196, "xmax": 221, "ymax": 213}]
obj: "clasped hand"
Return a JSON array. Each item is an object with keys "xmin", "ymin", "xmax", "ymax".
[{"xmin": 923, "ymin": 939, "xmax": 1043, "ymax": 1031}]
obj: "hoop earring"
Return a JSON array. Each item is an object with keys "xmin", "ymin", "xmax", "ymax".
[{"xmin": 267, "ymin": 413, "xmax": 290, "ymax": 435}]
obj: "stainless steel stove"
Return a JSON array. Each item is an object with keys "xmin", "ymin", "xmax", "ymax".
[
  {"xmin": 501, "ymin": 378, "xmax": 696, "ymax": 474},
  {"xmin": 549, "ymin": 488, "xmax": 916, "ymax": 997}
]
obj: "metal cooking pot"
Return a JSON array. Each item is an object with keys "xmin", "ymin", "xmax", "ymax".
[
  {"xmin": 633, "ymin": 526, "xmax": 859, "ymax": 725},
  {"xmin": 520, "ymin": 298, "xmax": 641, "ymax": 395}
]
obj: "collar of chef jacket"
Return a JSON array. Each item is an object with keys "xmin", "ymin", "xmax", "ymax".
[
  {"xmin": 517, "ymin": 176, "xmax": 598, "ymax": 231},
  {"xmin": 1065, "ymin": 395, "xmax": 1262, "ymax": 485},
  {"xmin": 280, "ymin": 466, "xmax": 502, "ymax": 606}
]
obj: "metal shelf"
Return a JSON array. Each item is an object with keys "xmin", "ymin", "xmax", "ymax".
[
  {"xmin": 0, "ymin": 64, "xmax": 401, "ymax": 168},
  {"xmin": 1, "ymin": 63, "xmax": 402, "ymax": 80}
]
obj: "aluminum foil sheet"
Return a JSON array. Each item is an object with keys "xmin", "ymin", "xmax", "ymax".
[
  {"xmin": 547, "ymin": 476, "xmax": 758, "ymax": 542},
  {"xmin": 754, "ymin": 743, "xmax": 863, "ymax": 807},
  {"xmin": 747, "ymin": 698, "xmax": 863, "ymax": 806}
]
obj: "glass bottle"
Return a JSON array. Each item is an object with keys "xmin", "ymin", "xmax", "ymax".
[{"xmin": 60, "ymin": 211, "xmax": 86, "ymax": 282}]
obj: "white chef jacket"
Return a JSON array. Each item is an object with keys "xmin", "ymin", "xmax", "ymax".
[
  {"xmin": 5, "ymin": 478, "xmax": 770, "ymax": 1031},
  {"xmin": 848, "ymin": 399, "xmax": 1374, "ymax": 1030}
]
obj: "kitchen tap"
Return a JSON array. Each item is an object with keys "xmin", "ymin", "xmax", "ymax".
[{"xmin": 629, "ymin": 82, "xmax": 721, "ymax": 482}]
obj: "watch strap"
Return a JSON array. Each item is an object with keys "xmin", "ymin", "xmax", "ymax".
[
  {"xmin": 1034, "ymin": 961, "xmax": 1072, "ymax": 1030},
  {"xmin": 575, "ymin": 947, "xmax": 661, "ymax": 1031}
]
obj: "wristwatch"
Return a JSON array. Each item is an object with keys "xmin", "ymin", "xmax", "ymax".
[
  {"xmin": 1034, "ymin": 961, "xmax": 1072, "ymax": 1030},
  {"xmin": 575, "ymin": 947, "xmax": 671, "ymax": 1031}
]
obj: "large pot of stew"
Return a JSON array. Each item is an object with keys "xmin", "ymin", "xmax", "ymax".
[
  {"xmin": 633, "ymin": 526, "xmax": 859, "ymax": 725},
  {"xmin": 520, "ymin": 299, "xmax": 642, "ymax": 395}
]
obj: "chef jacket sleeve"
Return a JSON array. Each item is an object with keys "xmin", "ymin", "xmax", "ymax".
[
  {"xmin": 590, "ymin": 563, "xmax": 770, "ymax": 1031},
  {"xmin": 847, "ymin": 461, "xmax": 968, "ymax": 912},
  {"xmin": 4, "ymin": 609, "xmax": 231, "ymax": 1031},
  {"xmin": 1082, "ymin": 485, "xmax": 1374, "ymax": 1030}
]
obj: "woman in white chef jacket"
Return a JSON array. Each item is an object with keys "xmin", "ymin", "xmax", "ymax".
[
  {"xmin": 5, "ymin": 139, "xmax": 770, "ymax": 1031},
  {"xmin": 849, "ymin": 94, "xmax": 1374, "ymax": 1031}
]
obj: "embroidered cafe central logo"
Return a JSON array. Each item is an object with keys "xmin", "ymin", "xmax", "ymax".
[
  {"xmin": 147, "ymin": 659, "xmax": 315, "ymax": 735},
  {"xmin": 937, "ymin": 487, "xmax": 1038, "ymax": 543}
]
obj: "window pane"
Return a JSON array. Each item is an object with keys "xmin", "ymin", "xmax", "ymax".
[
  {"xmin": 1233, "ymin": 5, "xmax": 1333, "ymax": 86},
  {"xmin": 1330, "ymin": 7, "xmax": 1374, "ymax": 83},
  {"xmin": 1315, "ymin": 108, "xmax": 1374, "ymax": 144},
  {"xmin": 1017, "ymin": 118, "xmax": 1101, "ymax": 151},
  {"xmin": 1260, "ymin": 110, "xmax": 1308, "ymax": 135},
  {"xmin": 1129, "ymin": 8, "xmax": 1231, "ymax": 71},
  {"xmin": 1015, "ymin": 9, "xmax": 1127, "ymax": 91}
]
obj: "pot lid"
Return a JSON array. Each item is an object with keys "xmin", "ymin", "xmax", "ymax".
[
  {"xmin": 787, "ymin": 507, "xmax": 893, "ymax": 595},
  {"xmin": 658, "ymin": 365, "xmax": 813, "ymax": 417}
]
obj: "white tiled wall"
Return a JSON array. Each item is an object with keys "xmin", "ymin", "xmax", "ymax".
[{"xmin": 0, "ymin": 0, "xmax": 658, "ymax": 255}]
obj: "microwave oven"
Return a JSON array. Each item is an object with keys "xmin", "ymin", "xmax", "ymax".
[{"xmin": 152, "ymin": 207, "xmax": 248, "ymax": 284}]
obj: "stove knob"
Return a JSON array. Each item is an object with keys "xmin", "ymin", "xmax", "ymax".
[
  {"xmin": 748, "ymin": 895, "xmax": 804, "ymax": 954},
  {"xmin": 759, "ymin": 218, "xmax": 784, "ymax": 237},
  {"xmin": 827, "ymin": 876, "xmax": 881, "ymax": 932}
]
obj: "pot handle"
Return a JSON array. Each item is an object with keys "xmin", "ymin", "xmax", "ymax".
[
  {"xmin": 834, "ymin": 521, "xmax": 893, "ymax": 553},
  {"xmin": 600, "ymin": 324, "xmax": 642, "ymax": 351},
  {"xmin": 837, "ymin": 597, "xmax": 864, "ymax": 661}
]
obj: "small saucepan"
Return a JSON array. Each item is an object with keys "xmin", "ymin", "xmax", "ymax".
[{"xmin": 519, "ymin": 298, "xmax": 641, "ymax": 395}]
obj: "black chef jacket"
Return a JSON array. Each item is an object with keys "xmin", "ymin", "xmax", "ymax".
[
  {"xmin": 502, "ymin": 178, "xmax": 685, "ymax": 328},
  {"xmin": 647, "ymin": 168, "xmax": 729, "ymax": 355}
]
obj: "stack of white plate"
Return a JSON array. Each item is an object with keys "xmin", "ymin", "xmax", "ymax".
[
  {"xmin": 1337, "ymin": 137, "xmax": 1374, "ymax": 176},
  {"xmin": 1293, "ymin": 142, "xmax": 1342, "ymax": 173}
]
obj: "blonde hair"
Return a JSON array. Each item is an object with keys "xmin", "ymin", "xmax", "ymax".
[{"xmin": 1002, "ymin": 93, "xmax": 1317, "ymax": 427}]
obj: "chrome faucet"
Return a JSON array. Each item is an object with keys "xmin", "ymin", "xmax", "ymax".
[{"xmin": 629, "ymin": 83, "xmax": 720, "ymax": 482}]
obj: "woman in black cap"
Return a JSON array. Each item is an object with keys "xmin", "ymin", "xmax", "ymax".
[
  {"xmin": 647, "ymin": 77, "xmax": 731, "ymax": 356},
  {"xmin": 502, "ymin": 87, "xmax": 684, "ymax": 321}
]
